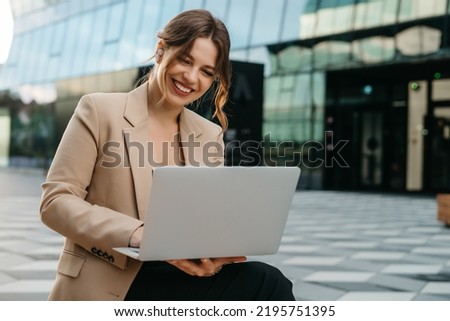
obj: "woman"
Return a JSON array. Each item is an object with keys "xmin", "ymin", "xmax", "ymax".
[{"xmin": 40, "ymin": 9, "xmax": 294, "ymax": 301}]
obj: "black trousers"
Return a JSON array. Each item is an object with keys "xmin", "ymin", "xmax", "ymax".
[{"xmin": 125, "ymin": 261, "xmax": 295, "ymax": 301}]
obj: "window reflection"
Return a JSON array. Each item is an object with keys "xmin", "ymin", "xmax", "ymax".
[
  {"xmin": 35, "ymin": 25, "xmax": 52, "ymax": 83},
  {"xmin": 72, "ymin": 12, "xmax": 95, "ymax": 77},
  {"xmin": 204, "ymin": 0, "xmax": 228, "ymax": 19},
  {"xmin": 396, "ymin": 26, "xmax": 441, "ymax": 56},
  {"xmin": 332, "ymin": 0, "xmax": 354, "ymax": 34},
  {"xmin": 327, "ymin": 41, "xmax": 351, "ymax": 66},
  {"xmin": 250, "ymin": 0, "xmax": 284, "ymax": 46},
  {"xmin": 135, "ymin": 0, "xmax": 162, "ymax": 64},
  {"xmin": 354, "ymin": 0, "xmax": 397, "ymax": 29},
  {"xmin": 105, "ymin": 2, "xmax": 126, "ymax": 43},
  {"xmin": 282, "ymin": 0, "xmax": 308, "ymax": 42},
  {"xmin": 275, "ymin": 46, "xmax": 312, "ymax": 74},
  {"xmin": 159, "ymin": 0, "xmax": 183, "ymax": 26},
  {"xmin": 116, "ymin": 0, "xmax": 142, "ymax": 70},
  {"xmin": 227, "ymin": 0, "xmax": 255, "ymax": 49},
  {"xmin": 352, "ymin": 36, "xmax": 395, "ymax": 63},
  {"xmin": 398, "ymin": 0, "xmax": 447, "ymax": 22},
  {"xmin": 58, "ymin": 16, "xmax": 80, "ymax": 78},
  {"xmin": 264, "ymin": 77, "xmax": 281, "ymax": 110},
  {"xmin": 183, "ymin": 0, "xmax": 204, "ymax": 11}
]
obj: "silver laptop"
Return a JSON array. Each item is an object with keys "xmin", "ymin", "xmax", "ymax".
[{"xmin": 114, "ymin": 166, "xmax": 300, "ymax": 261}]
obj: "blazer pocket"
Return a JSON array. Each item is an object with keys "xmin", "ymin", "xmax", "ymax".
[{"xmin": 57, "ymin": 250, "xmax": 87, "ymax": 278}]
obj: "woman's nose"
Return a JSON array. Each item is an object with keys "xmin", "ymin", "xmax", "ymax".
[{"xmin": 183, "ymin": 67, "xmax": 198, "ymax": 83}]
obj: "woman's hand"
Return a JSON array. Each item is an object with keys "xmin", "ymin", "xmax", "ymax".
[
  {"xmin": 129, "ymin": 226, "xmax": 144, "ymax": 247},
  {"xmin": 166, "ymin": 257, "xmax": 247, "ymax": 277}
]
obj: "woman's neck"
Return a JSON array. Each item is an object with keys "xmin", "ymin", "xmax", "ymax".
[{"xmin": 147, "ymin": 80, "xmax": 183, "ymax": 125}]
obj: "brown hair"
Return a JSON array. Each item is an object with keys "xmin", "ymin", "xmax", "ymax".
[{"xmin": 146, "ymin": 9, "xmax": 231, "ymax": 130}]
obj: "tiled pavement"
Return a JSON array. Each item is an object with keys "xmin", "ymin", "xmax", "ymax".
[{"xmin": 0, "ymin": 168, "xmax": 449, "ymax": 301}]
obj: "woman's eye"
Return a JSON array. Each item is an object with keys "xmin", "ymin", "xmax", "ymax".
[
  {"xmin": 203, "ymin": 70, "xmax": 214, "ymax": 78},
  {"xmin": 180, "ymin": 57, "xmax": 191, "ymax": 65}
]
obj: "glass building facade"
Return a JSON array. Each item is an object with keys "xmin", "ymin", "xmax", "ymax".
[{"xmin": 1, "ymin": 0, "xmax": 450, "ymax": 192}]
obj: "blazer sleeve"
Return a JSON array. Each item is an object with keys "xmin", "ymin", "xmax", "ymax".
[{"xmin": 40, "ymin": 95, "xmax": 142, "ymax": 269}]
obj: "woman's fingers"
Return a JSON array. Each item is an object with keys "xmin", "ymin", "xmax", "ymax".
[
  {"xmin": 167, "ymin": 257, "xmax": 243, "ymax": 277},
  {"xmin": 166, "ymin": 259, "xmax": 216, "ymax": 277}
]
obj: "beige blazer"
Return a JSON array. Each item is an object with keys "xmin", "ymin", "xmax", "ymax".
[{"xmin": 40, "ymin": 82, "xmax": 224, "ymax": 300}]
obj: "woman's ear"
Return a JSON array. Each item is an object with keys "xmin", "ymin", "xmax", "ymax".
[
  {"xmin": 155, "ymin": 47, "xmax": 165, "ymax": 63},
  {"xmin": 155, "ymin": 40, "xmax": 166, "ymax": 63}
]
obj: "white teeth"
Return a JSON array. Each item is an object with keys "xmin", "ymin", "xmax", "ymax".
[{"xmin": 174, "ymin": 80, "xmax": 192, "ymax": 93}]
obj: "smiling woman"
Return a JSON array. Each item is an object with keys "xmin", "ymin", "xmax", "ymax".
[
  {"xmin": 0, "ymin": 0, "xmax": 14, "ymax": 64},
  {"xmin": 39, "ymin": 9, "xmax": 295, "ymax": 301}
]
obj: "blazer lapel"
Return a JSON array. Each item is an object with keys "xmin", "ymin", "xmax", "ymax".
[
  {"xmin": 179, "ymin": 108, "xmax": 204, "ymax": 166},
  {"xmin": 123, "ymin": 82, "xmax": 152, "ymax": 221}
]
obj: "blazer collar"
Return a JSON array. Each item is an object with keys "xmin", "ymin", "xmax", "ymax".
[{"xmin": 123, "ymin": 81, "xmax": 149, "ymax": 127}]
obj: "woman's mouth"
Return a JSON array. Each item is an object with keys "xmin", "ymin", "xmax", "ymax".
[{"xmin": 173, "ymin": 79, "xmax": 193, "ymax": 95}]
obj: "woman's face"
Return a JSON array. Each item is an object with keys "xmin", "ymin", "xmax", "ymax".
[{"xmin": 157, "ymin": 37, "xmax": 218, "ymax": 109}]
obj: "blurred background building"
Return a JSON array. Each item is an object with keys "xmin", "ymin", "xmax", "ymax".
[{"xmin": 0, "ymin": 0, "xmax": 449, "ymax": 193}]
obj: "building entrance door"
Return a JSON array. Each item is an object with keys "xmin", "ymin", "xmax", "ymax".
[
  {"xmin": 325, "ymin": 107, "xmax": 386, "ymax": 190},
  {"xmin": 360, "ymin": 111, "xmax": 383, "ymax": 187}
]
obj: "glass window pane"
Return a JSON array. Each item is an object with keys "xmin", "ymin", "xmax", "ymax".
[
  {"xmin": 264, "ymin": 77, "xmax": 281, "ymax": 109},
  {"xmin": 72, "ymin": 12, "xmax": 95, "ymax": 77},
  {"xmin": 399, "ymin": 0, "xmax": 447, "ymax": 22},
  {"xmin": 283, "ymin": 0, "xmax": 309, "ymax": 41},
  {"xmin": 1, "ymin": 35, "xmax": 22, "ymax": 88},
  {"xmin": 396, "ymin": 26, "xmax": 441, "ymax": 56},
  {"xmin": 300, "ymin": 0, "xmax": 319, "ymax": 38},
  {"xmin": 6, "ymin": 34, "xmax": 22, "ymax": 66},
  {"xmin": 50, "ymin": 21, "xmax": 66, "ymax": 56},
  {"xmin": 105, "ymin": 2, "xmax": 126, "ymax": 43},
  {"xmin": 159, "ymin": 0, "xmax": 183, "ymax": 26},
  {"xmin": 333, "ymin": 0, "xmax": 354, "ymax": 33},
  {"xmin": 352, "ymin": 36, "xmax": 395, "ymax": 64},
  {"xmin": 313, "ymin": 71, "xmax": 325, "ymax": 107},
  {"xmin": 136, "ymin": 0, "xmax": 163, "ymax": 64},
  {"xmin": 278, "ymin": 46, "xmax": 312, "ymax": 73},
  {"xmin": 35, "ymin": 25, "xmax": 52, "ymax": 83},
  {"xmin": 315, "ymin": 0, "xmax": 337, "ymax": 36},
  {"xmin": 57, "ymin": 15, "xmax": 81, "ymax": 79},
  {"xmin": 204, "ymin": 0, "xmax": 228, "ymax": 19},
  {"xmin": 183, "ymin": 0, "xmax": 204, "ymax": 10},
  {"xmin": 353, "ymin": 0, "xmax": 397, "ymax": 29},
  {"xmin": 313, "ymin": 42, "xmax": 330, "ymax": 68},
  {"xmin": 250, "ymin": 0, "xmax": 284, "ymax": 46},
  {"xmin": 381, "ymin": 0, "xmax": 398, "ymax": 25},
  {"xmin": 19, "ymin": 32, "xmax": 37, "ymax": 85},
  {"xmin": 85, "ymin": 8, "xmax": 109, "ymax": 75},
  {"xmin": 328, "ymin": 41, "xmax": 351, "ymax": 66},
  {"xmin": 278, "ymin": 75, "xmax": 296, "ymax": 110},
  {"xmin": 100, "ymin": 42, "xmax": 119, "ymax": 72},
  {"xmin": 116, "ymin": 0, "xmax": 144, "ymax": 70},
  {"xmin": 293, "ymin": 73, "xmax": 311, "ymax": 108},
  {"xmin": 227, "ymin": 0, "xmax": 255, "ymax": 49}
]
